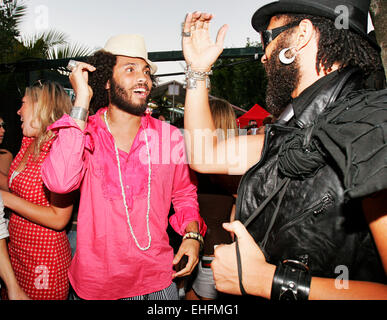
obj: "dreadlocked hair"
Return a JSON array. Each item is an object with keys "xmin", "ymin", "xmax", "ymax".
[
  {"xmin": 278, "ymin": 14, "xmax": 382, "ymax": 77},
  {"xmin": 87, "ymin": 50, "xmax": 159, "ymax": 114}
]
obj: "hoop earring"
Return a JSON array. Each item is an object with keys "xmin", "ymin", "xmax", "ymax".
[{"xmin": 279, "ymin": 47, "xmax": 297, "ymax": 65}]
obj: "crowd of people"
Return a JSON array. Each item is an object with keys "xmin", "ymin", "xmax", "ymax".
[{"xmin": 0, "ymin": 0, "xmax": 386, "ymax": 301}]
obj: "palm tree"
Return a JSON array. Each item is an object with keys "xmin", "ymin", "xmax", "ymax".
[
  {"xmin": 1, "ymin": 0, "xmax": 93, "ymax": 66},
  {"xmin": 18, "ymin": 29, "xmax": 94, "ymax": 68},
  {"xmin": 0, "ymin": 0, "xmax": 27, "ymax": 63}
]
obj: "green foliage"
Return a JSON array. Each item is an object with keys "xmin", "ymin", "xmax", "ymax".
[
  {"xmin": 20, "ymin": 30, "xmax": 94, "ymax": 60},
  {"xmin": 47, "ymin": 42, "xmax": 94, "ymax": 60},
  {"xmin": 210, "ymin": 40, "xmax": 267, "ymax": 110},
  {"xmin": 0, "ymin": 0, "xmax": 26, "ymax": 63}
]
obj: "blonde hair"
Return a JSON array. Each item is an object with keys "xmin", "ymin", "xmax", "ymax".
[
  {"xmin": 209, "ymin": 97, "xmax": 238, "ymax": 141},
  {"xmin": 25, "ymin": 81, "xmax": 72, "ymax": 155}
]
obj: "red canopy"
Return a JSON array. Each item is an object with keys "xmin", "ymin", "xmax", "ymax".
[{"xmin": 236, "ymin": 104, "xmax": 271, "ymax": 128}]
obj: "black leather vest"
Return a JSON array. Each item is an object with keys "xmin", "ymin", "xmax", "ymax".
[{"xmin": 236, "ymin": 69, "xmax": 386, "ymax": 283}]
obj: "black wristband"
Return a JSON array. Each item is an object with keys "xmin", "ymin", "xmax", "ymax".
[
  {"xmin": 271, "ymin": 259, "xmax": 311, "ymax": 300},
  {"xmin": 235, "ymin": 237, "xmax": 247, "ymax": 295}
]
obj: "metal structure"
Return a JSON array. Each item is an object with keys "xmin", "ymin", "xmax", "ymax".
[{"xmin": 0, "ymin": 47, "xmax": 263, "ymax": 76}]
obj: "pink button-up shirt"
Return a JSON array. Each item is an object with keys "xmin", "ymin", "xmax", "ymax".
[{"xmin": 41, "ymin": 108, "xmax": 206, "ymax": 300}]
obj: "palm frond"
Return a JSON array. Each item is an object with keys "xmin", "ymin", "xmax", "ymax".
[
  {"xmin": 48, "ymin": 42, "xmax": 94, "ymax": 60},
  {"xmin": 41, "ymin": 30, "xmax": 68, "ymax": 47},
  {"xmin": 0, "ymin": 0, "xmax": 27, "ymax": 38},
  {"xmin": 21, "ymin": 30, "xmax": 68, "ymax": 48},
  {"xmin": 10, "ymin": 0, "xmax": 27, "ymax": 28}
]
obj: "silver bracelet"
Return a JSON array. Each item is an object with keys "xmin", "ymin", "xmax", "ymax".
[
  {"xmin": 183, "ymin": 64, "xmax": 213, "ymax": 90},
  {"xmin": 70, "ymin": 106, "xmax": 88, "ymax": 121},
  {"xmin": 183, "ymin": 231, "xmax": 204, "ymax": 251}
]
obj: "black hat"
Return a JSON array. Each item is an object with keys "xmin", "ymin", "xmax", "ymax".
[{"xmin": 251, "ymin": 0, "xmax": 380, "ymax": 50}]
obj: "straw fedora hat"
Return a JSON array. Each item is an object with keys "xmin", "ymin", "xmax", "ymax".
[
  {"xmin": 103, "ymin": 34, "xmax": 158, "ymax": 74},
  {"xmin": 251, "ymin": 0, "xmax": 379, "ymax": 50}
]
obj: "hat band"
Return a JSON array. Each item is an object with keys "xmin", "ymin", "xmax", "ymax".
[
  {"xmin": 336, "ymin": 4, "xmax": 367, "ymax": 34},
  {"xmin": 292, "ymin": 0, "xmax": 368, "ymax": 33}
]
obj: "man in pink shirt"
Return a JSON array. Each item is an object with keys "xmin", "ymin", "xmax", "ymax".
[{"xmin": 41, "ymin": 34, "xmax": 206, "ymax": 300}]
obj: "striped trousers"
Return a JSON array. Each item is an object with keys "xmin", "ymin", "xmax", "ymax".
[
  {"xmin": 121, "ymin": 282, "xmax": 179, "ymax": 300},
  {"xmin": 70, "ymin": 282, "xmax": 179, "ymax": 300}
]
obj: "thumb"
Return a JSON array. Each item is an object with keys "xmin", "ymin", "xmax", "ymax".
[
  {"xmin": 215, "ymin": 24, "xmax": 229, "ymax": 47},
  {"xmin": 173, "ymin": 250, "xmax": 183, "ymax": 265},
  {"xmin": 223, "ymin": 221, "xmax": 250, "ymax": 242}
]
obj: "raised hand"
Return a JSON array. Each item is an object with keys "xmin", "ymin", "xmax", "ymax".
[
  {"xmin": 68, "ymin": 61, "xmax": 96, "ymax": 109},
  {"xmin": 182, "ymin": 12, "xmax": 228, "ymax": 72}
]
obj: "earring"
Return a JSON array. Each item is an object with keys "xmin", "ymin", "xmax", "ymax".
[{"xmin": 279, "ymin": 47, "xmax": 297, "ymax": 65}]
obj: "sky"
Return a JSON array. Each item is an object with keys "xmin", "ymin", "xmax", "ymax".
[{"xmin": 18, "ymin": 0, "xmax": 272, "ymax": 83}]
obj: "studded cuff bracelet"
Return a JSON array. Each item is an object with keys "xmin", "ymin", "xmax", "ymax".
[{"xmin": 271, "ymin": 259, "xmax": 311, "ymax": 300}]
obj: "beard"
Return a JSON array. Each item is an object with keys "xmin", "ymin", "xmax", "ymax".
[
  {"xmin": 109, "ymin": 78, "xmax": 149, "ymax": 116},
  {"xmin": 264, "ymin": 39, "xmax": 301, "ymax": 118}
]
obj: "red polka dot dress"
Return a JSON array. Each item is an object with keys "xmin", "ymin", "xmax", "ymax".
[{"xmin": 6, "ymin": 137, "xmax": 71, "ymax": 300}]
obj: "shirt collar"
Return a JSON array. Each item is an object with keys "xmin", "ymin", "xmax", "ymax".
[
  {"xmin": 291, "ymin": 70, "xmax": 341, "ymax": 121},
  {"xmin": 96, "ymin": 107, "xmax": 150, "ymax": 130},
  {"xmin": 276, "ymin": 103, "xmax": 294, "ymax": 124}
]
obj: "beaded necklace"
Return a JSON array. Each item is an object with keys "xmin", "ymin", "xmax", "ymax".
[{"xmin": 104, "ymin": 110, "xmax": 152, "ymax": 251}]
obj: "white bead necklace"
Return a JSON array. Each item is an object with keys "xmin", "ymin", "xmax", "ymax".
[{"xmin": 104, "ymin": 110, "xmax": 152, "ymax": 251}]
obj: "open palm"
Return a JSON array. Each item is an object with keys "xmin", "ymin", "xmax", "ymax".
[{"xmin": 182, "ymin": 12, "xmax": 228, "ymax": 71}]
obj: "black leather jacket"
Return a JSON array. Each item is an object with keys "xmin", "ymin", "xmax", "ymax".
[{"xmin": 236, "ymin": 69, "xmax": 386, "ymax": 283}]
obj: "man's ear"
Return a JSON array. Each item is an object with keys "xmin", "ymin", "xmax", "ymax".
[{"xmin": 295, "ymin": 19, "xmax": 316, "ymax": 51}]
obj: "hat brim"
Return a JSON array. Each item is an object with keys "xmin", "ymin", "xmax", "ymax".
[
  {"xmin": 144, "ymin": 59, "xmax": 158, "ymax": 75},
  {"xmin": 251, "ymin": 1, "xmax": 380, "ymax": 50}
]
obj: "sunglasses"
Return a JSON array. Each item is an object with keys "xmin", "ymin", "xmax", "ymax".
[{"xmin": 260, "ymin": 21, "xmax": 300, "ymax": 50}]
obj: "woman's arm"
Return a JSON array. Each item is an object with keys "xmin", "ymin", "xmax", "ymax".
[
  {"xmin": 0, "ymin": 239, "xmax": 30, "ymax": 300},
  {"xmin": 0, "ymin": 172, "xmax": 9, "ymax": 191},
  {"xmin": 0, "ymin": 150, "xmax": 13, "ymax": 175},
  {"xmin": 1, "ymin": 190, "xmax": 74, "ymax": 231},
  {"xmin": 0, "ymin": 150, "xmax": 13, "ymax": 191}
]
